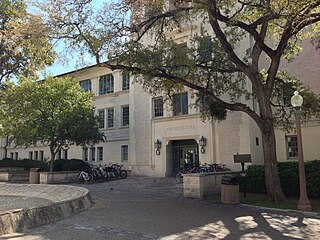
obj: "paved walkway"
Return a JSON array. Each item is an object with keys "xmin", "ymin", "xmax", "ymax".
[
  {"xmin": 0, "ymin": 183, "xmax": 92, "ymax": 235},
  {"xmin": 1, "ymin": 177, "xmax": 319, "ymax": 240}
]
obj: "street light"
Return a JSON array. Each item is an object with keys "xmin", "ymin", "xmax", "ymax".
[{"xmin": 290, "ymin": 91, "xmax": 312, "ymax": 211}]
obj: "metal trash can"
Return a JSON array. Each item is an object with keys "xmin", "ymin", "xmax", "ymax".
[
  {"xmin": 29, "ymin": 168, "xmax": 41, "ymax": 184},
  {"xmin": 221, "ymin": 176, "xmax": 239, "ymax": 204}
]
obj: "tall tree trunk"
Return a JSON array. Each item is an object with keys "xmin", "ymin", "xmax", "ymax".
[
  {"xmin": 261, "ymin": 127, "xmax": 286, "ymax": 202},
  {"xmin": 49, "ymin": 146, "xmax": 55, "ymax": 172},
  {"xmin": 259, "ymin": 101, "xmax": 287, "ymax": 202}
]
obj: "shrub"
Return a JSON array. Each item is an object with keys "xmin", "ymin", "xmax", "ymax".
[
  {"xmin": 0, "ymin": 158, "xmax": 49, "ymax": 171},
  {"xmin": 62, "ymin": 159, "xmax": 90, "ymax": 171},
  {"xmin": 52, "ymin": 158, "xmax": 90, "ymax": 171},
  {"xmin": 245, "ymin": 160, "xmax": 320, "ymax": 197}
]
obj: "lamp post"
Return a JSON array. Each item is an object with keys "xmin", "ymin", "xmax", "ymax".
[{"xmin": 291, "ymin": 91, "xmax": 312, "ymax": 211}]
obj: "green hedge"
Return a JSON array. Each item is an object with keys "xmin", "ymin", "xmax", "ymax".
[
  {"xmin": 245, "ymin": 160, "xmax": 320, "ymax": 197},
  {"xmin": 0, "ymin": 158, "xmax": 90, "ymax": 172},
  {"xmin": 54, "ymin": 159, "xmax": 90, "ymax": 171},
  {"xmin": 0, "ymin": 158, "xmax": 49, "ymax": 171}
]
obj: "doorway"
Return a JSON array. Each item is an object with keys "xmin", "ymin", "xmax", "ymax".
[{"xmin": 171, "ymin": 140, "xmax": 198, "ymax": 176}]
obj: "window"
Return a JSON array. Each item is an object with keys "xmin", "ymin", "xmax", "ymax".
[
  {"xmin": 98, "ymin": 110, "xmax": 105, "ymax": 128},
  {"xmin": 34, "ymin": 151, "xmax": 38, "ymax": 160},
  {"xmin": 198, "ymin": 37, "xmax": 212, "ymax": 63},
  {"xmin": 286, "ymin": 136, "xmax": 298, "ymax": 159},
  {"xmin": 90, "ymin": 147, "xmax": 95, "ymax": 162},
  {"xmin": 10, "ymin": 152, "xmax": 13, "ymax": 159},
  {"xmin": 63, "ymin": 149, "xmax": 68, "ymax": 160},
  {"xmin": 83, "ymin": 148, "xmax": 88, "ymax": 161},
  {"xmin": 29, "ymin": 151, "xmax": 33, "ymax": 160},
  {"xmin": 40, "ymin": 151, "xmax": 44, "ymax": 161},
  {"xmin": 121, "ymin": 145, "xmax": 128, "ymax": 161},
  {"xmin": 173, "ymin": 92, "xmax": 188, "ymax": 115},
  {"xmin": 122, "ymin": 72, "xmax": 130, "ymax": 91},
  {"xmin": 56, "ymin": 150, "xmax": 62, "ymax": 160},
  {"xmin": 99, "ymin": 74, "xmax": 114, "ymax": 95},
  {"xmin": 97, "ymin": 147, "xmax": 103, "ymax": 161},
  {"xmin": 153, "ymin": 97, "xmax": 164, "ymax": 117},
  {"xmin": 107, "ymin": 108, "xmax": 114, "ymax": 128},
  {"xmin": 79, "ymin": 79, "xmax": 91, "ymax": 92},
  {"xmin": 14, "ymin": 152, "xmax": 18, "ymax": 160},
  {"xmin": 122, "ymin": 106, "xmax": 129, "ymax": 127}
]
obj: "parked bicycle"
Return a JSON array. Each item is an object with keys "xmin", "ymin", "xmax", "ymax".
[{"xmin": 175, "ymin": 163, "xmax": 231, "ymax": 183}]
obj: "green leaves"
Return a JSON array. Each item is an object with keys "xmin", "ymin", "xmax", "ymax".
[
  {"xmin": 0, "ymin": 0, "xmax": 55, "ymax": 82},
  {"xmin": 0, "ymin": 76, "xmax": 104, "ymax": 153}
]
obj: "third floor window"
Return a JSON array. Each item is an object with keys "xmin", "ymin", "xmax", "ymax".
[
  {"xmin": 99, "ymin": 74, "xmax": 114, "ymax": 95},
  {"xmin": 173, "ymin": 92, "xmax": 188, "ymax": 116},
  {"xmin": 122, "ymin": 72, "xmax": 130, "ymax": 91},
  {"xmin": 79, "ymin": 79, "xmax": 91, "ymax": 92}
]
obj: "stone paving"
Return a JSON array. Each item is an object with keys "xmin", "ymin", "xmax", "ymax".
[
  {"xmin": 0, "ymin": 183, "xmax": 92, "ymax": 235},
  {"xmin": 1, "ymin": 177, "xmax": 319, "ymax": 240}
]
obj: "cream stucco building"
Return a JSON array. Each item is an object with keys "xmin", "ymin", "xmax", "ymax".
[{"xmin": 1, "ymin": 1, "xmax": 319, "ymax": 176}]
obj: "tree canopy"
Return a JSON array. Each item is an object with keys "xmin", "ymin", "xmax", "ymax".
[
  {"xmin": 35, "ymin": 0, "xmax": 320, "ymax": 201},
  {"xmin": 0, "ymin": 77, "xmax": 104, "ymax": 171},
  {"xmin": 0, "ymin": 0, "xmax": 55, "ymax": 82}
]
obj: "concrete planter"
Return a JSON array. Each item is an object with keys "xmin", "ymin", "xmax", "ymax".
[
  {"xmin": 183, "ymin": 172, "xmax": 239, "ymax": 199},
  {"xmin": 0, "ymin": 171, "xmax": 29, "ymax": 183},
  {"xmin": 39, "ymin": 171, "xmax": 80, "ymax": 184}
]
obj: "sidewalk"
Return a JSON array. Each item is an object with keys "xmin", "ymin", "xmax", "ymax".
[{"xmin": 0, "ymin": 183, "xmax": 93, "ymax": 235}]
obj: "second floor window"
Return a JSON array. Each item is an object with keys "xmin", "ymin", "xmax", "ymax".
[
  {"xmin": 153, "ymin": 97, "xmax": 164, "ymax": 117},
  {"xmin": 122, "ymin": 106, "xmax": 129, "ymax": 127},
  {"xmin": 79, "ymin": 79, "xmax": 91, "ymax": 91},
  {"xmin": 107, "ymin": 108, "xmax": 114, "ymax": 128},
  {"xmin": 173, "ymin": 92, "xmax": 188, "ymax": 116},
  {"xmin": 122, "ymin": 72, "xmax": 130, "ymax": 91},
  {"xmin": 98, "ymin": 110, "xmax": 105, "ymax": 128},
  {"xmin": 99, "ymin": 74, "xmax": 114, "ymax": 95}
]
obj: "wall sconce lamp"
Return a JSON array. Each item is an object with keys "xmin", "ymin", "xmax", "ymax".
[
  {"xmin": 154, "ymin": 139, "xmax": 162, "ymax": 155},
  {"xmin": 199, "ymin": 136, "xmax": 207, "ymax": 154}
]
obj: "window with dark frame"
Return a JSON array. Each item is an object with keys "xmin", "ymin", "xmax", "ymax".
[
  {"xmin": 122, "ymin": 72, "xmax": 130, "ymax": 91},
  {"xmin": 107, "ymin": 108, "xmax": 114, "ymax": 128},
  {"xmin": 83, "ymin": 148, "xmax": 88, "ymax": 161},
  {"xmin": 198, "ymin": 36, "xmax": 212, "ymax": 63},
  {"xmin": 34, "ymin": 151, "xmax": 38, "ymax": 160},
  {"xmin": 40, "ymin": 151, "xmax": 44, "ymax": 161},
  {"xmin": 122, "ymin": 106, "xmax": 129, "ymax": 127},
  {"xmin": 97, "ymin": 147, "xmax": 103, "ymax": 161},
  {"xmin": 14, "ymin": 152, "xmax": 18, "ymax": 160},
  {"xmin": 98, "ymin": 110, "xmax": 105, "ymax": 128},
  {"xmin": 90, "ymin": 147, "xmax": 95, "ymax": 162},
  {"xmin": 63, "ymin": 149, "xmax": 68, "ymax": 160},
  {"xmin": 173, "ymin": 92, "xmax": 188, "ymax": 116},
  {"xmin": 153, "ymin": 97, "xmax": 164, "ymax": 117},
  {"xmin": 79, "ymin": 79, "xmax": 91, "ymax": 92},
  {"xmin": 121, "ymin": 145, "xmax": 128, "ymax": 161},
  {"xmin": 29, "ymin": 151, "xmax": 33, "ymax": 160},
  {"xmin": 10, "ymin": 152, "xmax": 13, "ymax": 159},
  {"xmin": 286, "ymin": 135, "xmax": 298, "ymax": 159},
  {"xmin": 99, "ymin": 74, "xmax": 114, "ymax": 95}
]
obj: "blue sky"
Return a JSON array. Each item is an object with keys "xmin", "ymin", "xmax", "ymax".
[{"xmin": 42, "ymin": 0, "xmax": 107, "ymax": 76}]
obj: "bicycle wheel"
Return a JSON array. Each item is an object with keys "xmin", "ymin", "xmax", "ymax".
[
  {"xmin": 120, "ymin": 170, "xmax": 128, "ymax": 179},
  {"xmin": 176, "ymin": 172, "xmax": 183, "ymax": 183},
  {"xmin": 77, "ymin": 173, "xmax": 84, "ymax": 184}
]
